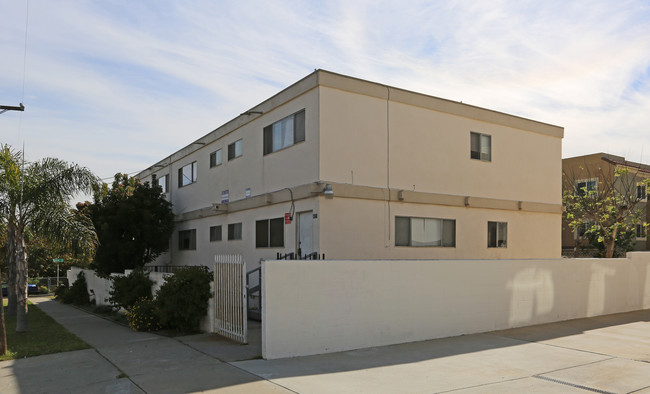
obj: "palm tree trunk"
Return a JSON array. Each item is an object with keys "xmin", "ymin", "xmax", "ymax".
[
  {"xmin": 0, "ymin": 267, "xmax": 7, "ymax": 355},
  {"xmin": 15, "ymin": 228, "xmax": 29, "ymax": 333},
  {"xmin": 6, "ymin": 222, "xmax": 17, "ymax": 316}
]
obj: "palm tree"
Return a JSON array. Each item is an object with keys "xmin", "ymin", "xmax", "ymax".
[{"xmin": 0, "ymin": 145, "xmax": 98, "ymax": 332}]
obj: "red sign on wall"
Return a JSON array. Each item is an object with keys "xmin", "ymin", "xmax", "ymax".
[{"xmin": 285, "ymin": 213, "xmax": 292, "ymax": 224}]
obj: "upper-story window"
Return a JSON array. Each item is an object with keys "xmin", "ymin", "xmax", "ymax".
[
  {"xmin": 636, "ymin": 184, "xmax": 647, "ymax": 201},
  {"xmin": 154, "ymin": 174, "xmax": 169, "ymax": 193},
  {"xmin": 263, "ymin": 109, "xmax": 305, "ymax": 155},
  {"xmin": 228, "ymin": 139, "xmax": 243, "ymax": 161},
  {"xmin": 637, "ymin": 223, "xmax": 647, "ymax": 239},
  {"xmin": 576, "ymin": 178, "xmax": 598, "ymax": 196},
  {"xmin": 178, "ymin": 161, "xmax": 197, "ymax": 188},
  {"xmin": 470, "ymin": 132, "xmax": 491, "ymax": 162},
  {"xmin": 210, "ymin": 149, "xmax": 222, "ymax": 168}
]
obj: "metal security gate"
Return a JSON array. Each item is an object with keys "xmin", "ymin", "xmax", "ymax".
[{"xmin": 214, "ymin": 254, "xmax": 247, "ymax": 344}]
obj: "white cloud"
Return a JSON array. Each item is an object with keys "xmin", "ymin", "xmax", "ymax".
[{"xmin": 1, "ymin": 0, "xmax": 650, "ymax": 189}]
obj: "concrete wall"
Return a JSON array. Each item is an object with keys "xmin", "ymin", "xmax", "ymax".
[
  {"xmin": 261, "ymin": 252, "xmax": 650, "ymax": 359},
  {"xmin": 66, "ymin": 268, "xmax": 215, "ymax": 333}
]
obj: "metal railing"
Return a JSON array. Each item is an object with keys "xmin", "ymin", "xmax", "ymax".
[
  {"xmin": 276, "ymin": 251, "xmax": 325, "ymax": 260},
  {"xmin": 246, "ymin": 266, "xmax": 262, "ymax": 321},
  {"xmin": 143, "ymin": 265, "xmax": 210, "ymax": 274}
]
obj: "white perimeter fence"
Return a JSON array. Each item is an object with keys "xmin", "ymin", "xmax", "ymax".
[{"xmin": 261, "ymin": 252, "xmax": 650, "ymax": 359}]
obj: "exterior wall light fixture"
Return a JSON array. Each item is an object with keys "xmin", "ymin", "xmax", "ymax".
[{"xmin": 323, "ymin": 184, "xmax": 334, "ymax": 198}]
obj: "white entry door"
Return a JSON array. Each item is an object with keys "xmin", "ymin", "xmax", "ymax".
[{"xmin": 297, "ymin": 211, "xmax": 313, "ymax": 257}]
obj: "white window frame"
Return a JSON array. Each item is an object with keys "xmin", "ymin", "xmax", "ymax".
[
  {"xmin": 470, "ymin": 131, "xmax": 491, "ymax": 162},
  {"xmin": 637, "ymin": 223, "xmax": 647, "ymax": 239},
  {"xmin": 228, "ymin": 139, "xmax": 243, "ymax": 161},
  {"xmin": 209, "ymin": 225, "xmax": 222, "ymax": 242},
  {"xmin": 178, "ymin": 161, "xmax": 197, "ymax": 188},
  {"xmin": 255, "ymin": 217, "xmax": 285, "ymax": 248},
  {"xmin": 154, "ymin": 174, "xmax": 169, "ymax": 193},
  {"xmin": 228, "ymin": 222, "xmax": 242, "ymax": 240},
  {"xmin": 636, "ymin": 184, "xmax": 647, "ymax": 201},
  {"xmin": 487, "ymin": 221, "xmax": 508, "ymax": 248},
  {"xmin": 210, "ymin": 149, "xmax": 222, "ymax": 168},
  {"xmin": 575, "ymin": 178, "xmax": 598, "ymax": 196},
  {"xmin": 395, "ymin": 216, "xmax": 456, "ymax": 247},
  {"xmin": 178, "ymin": 229, "xmax": 196, "ymax": 250},
  {"xmin": 263, "ymin": 109, "xmax": 306, "ymax": 155}
]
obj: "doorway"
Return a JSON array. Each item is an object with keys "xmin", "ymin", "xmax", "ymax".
[{"xmin": 297, "ymin": 211, "xmax": 313, "ymax": 257}]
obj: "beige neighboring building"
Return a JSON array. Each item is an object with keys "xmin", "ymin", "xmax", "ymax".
[
  {"xmin": 136, "ymin": 70, "xmax": 564, "ymax": 270},
  {"xmin": 562, "ymin": 153, "xmax": 650, "ymax": 253}
]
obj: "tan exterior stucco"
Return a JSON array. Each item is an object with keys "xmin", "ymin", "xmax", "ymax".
[
  {"xmin": 137, "ymin": 70, "xmax": 564, "ymax": 269},
  {"xmin": 562, "ymin": 153, "xmax": 650, "ymax": 253}
]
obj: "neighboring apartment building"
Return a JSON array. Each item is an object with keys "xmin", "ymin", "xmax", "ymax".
[
  {"xmin": 136, "ymin": 70, "xmax": 564, "ymax": 270},
  {"xmin": 562, "ymin": 153, "xmax": 650, "ymax": 253}
]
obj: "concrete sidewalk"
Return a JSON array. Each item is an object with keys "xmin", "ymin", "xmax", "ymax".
[
  {"xmin": 1, "ymin": 298, "xmax": 287, "ymax": 393},
  {"xmin": 2, "ymin": 299, "xmax": 650, "ymax": 393}
]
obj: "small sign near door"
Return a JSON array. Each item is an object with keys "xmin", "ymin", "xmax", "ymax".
[{"xmin": 285, "ymin": 213, "xmax": 292, "ymax": 224}]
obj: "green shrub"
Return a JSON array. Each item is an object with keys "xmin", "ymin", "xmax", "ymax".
[
  {"xmin": 38, "ymin": 285, "xmax": 50, "ymax": 294},
  {"xmin": 109, "ymin": 270, "xmax": 154, "ymax": 309},
  {"xmin": 62, "ymin": 271, "xmax": 90, "ymax": 305},
  {"xmin": 156, "ymin": 267, "xmax": 212, "ymax": 332},
  {"xmin": 126, "ymin": 297, "xmax": 161, "ymax": 332},
  {"xmin": 53, "ymin": 284, "xmax": 68, "ymax": 300}
]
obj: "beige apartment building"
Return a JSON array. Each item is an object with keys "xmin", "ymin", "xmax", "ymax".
[
  {"xmin": 562, "ymin": 153, "xmax": 650, "ymax": 253},
  {"xmin": 136, "ymin": 70, "xmax": 564, "ymax": 270}
]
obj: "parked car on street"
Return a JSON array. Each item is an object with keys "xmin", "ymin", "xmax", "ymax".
[{"xmin": 2, "ymin": 283, "xmax": 39, "ymax": 296}]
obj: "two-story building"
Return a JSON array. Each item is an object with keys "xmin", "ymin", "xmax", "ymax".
[
  {"xmin": 562, "ymin": 153, "xmax": 650, "ymax": 254},
  {"xmin": 136, "ymin": 70, "xmax": 564, "ymax": 269}
]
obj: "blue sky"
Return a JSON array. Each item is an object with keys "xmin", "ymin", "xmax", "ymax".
[{"xmin": 2, "ymin": 0, "xmax": 650, "ymax": 185}]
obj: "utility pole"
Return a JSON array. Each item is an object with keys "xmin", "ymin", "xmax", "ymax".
[{"xmin": 0, "ymin": 103, "xmax": 25, "ymax": 115}]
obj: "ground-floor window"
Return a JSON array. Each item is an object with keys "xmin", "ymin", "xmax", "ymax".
[
  {"xmin": 256, "ymin": 217, "xmax": 284, "ymax": 248},
  {"xmin": 210, "ymin": 225, "xmax": 222, "ymax": 242},
  {"xmin": 228, "ymin": 222, "xmax": 242, "ymax": 240},
  {"xmin": 178, "ymin": 229, "xmax": 196, "ymax": 250},
  {"xmin": 488, "ymin": 221, "xmax": 507, "ymax": 247},
  {"xmin": 395, "ymin": 216, "xmax": 456, "ymax": 247}
]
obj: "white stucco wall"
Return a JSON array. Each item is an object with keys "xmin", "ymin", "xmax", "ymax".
[
  {"xmin": 262, "ymin": 252, "xmax": 650, "ymax": 359},
  {"xmin": 66, "ymin": 268, "xmax": 215, "ymax": 332}
]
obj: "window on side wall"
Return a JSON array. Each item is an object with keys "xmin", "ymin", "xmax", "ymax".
[
  {"xmin": 228, "ymin": 223, "xmax": 242, "ymax": 240},
  {"xmin": 154, "ymin": 174, "xmax": 169, "ymax": 193},
  {"xmin": 637, "ymin": 223, "xmax": 646, "ymax": 239},
  {"xmin": 487, "ymin": 221, "xmax": 508, "ymax": 248},
  {"xmin": 637, "ymin": 184, "xmax": 647, "ymax": 201},
  {"xmin": 178, "ymin": 162, "xmax": 197, "ymax": 188},
  {"xmin": 395, "ymin": 216, "xmax": 456, "ymax": 247},
  {"xmin": 228, "ymin": 139, "xmax": 243, "ymax": 161},
  {"xmin": 263, "ymin": 109, "xmax": 305, "ymax": 155},
  {"xmin": 255, "ymin": 218, "xmax": 284, "ymax": 248},
  {"xmin": 575, "ymin": 178, "xmax": 598, "ymax": 197},
  {"xmin": 210, "ymin": 149, "xmax": 222, "ymax": 168},
  {"xmin": 178, "ymin": 229, "xmax": 196, "ymax": 250},
  {"xmin": 209, "ymin": 225, "xmax": 222, "ymax": 242},
  {"xmin": 470, "ymin": 132, "xmax": 491, "ymax": 161}
]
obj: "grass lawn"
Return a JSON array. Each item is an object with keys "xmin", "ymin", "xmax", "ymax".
[{"xmin": 0, "ymin": 299, "xmax": 90, "ymax": 361}]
